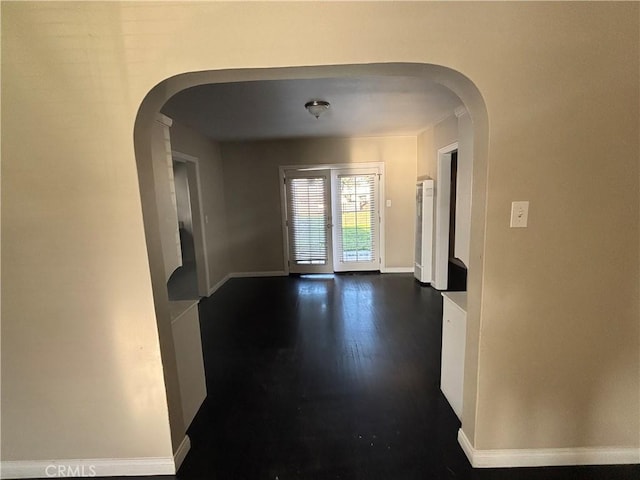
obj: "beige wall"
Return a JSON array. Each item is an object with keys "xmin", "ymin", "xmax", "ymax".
[
  {"xmin": 220, "ymin": 136, "xmax": 417, "ymax": 272},
  {"xmin": 1, "ymin": 4, "xmax": 175, "ymax": 461},
  {"xmin": 417, "ymin": 112, "xmax": 473, "ymax": 270},
  {"xmin": 417, "ymin": 126, "xmax": 435, "ymax": 178},
  {"xmin": 170, "ymin": 121, "xmax": 231, "ymax": 289},
  {"xmin": 1, "ymin": 0, "xmax": 638, "ymax": 468},
  {"xmin": 434, "ymin": 115, "xmax": 459, "ymax": 173},
  {"xmin": 418, "ymin": 114, "xmax": 459, "ymax": 180}
]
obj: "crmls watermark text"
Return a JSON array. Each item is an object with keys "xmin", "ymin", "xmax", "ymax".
[{"xmin": 45, "ymin": 464, "xmax": 96, "ymax": 477}]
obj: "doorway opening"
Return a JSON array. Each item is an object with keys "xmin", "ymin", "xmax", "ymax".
[
  {"xmin": 434, "ymin": 143, "xmax": 467, "ymax": 291},
  {"xmin": 134, "ymin": 63, "xmax": 489, "ymax": 461},
  {"xmin": 446, "ymin": 150, "xmax": 467, "ymax": 291},
  {"xmin": 167, "ymin": 151, "xmax": 210, "ymax": 300}
]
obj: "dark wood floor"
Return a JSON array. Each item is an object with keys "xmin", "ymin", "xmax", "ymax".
[
  {"xmin": 178, "ymin": 274, "xmax": 639, "ymax": 480},
  {"xmin": 39, "ymin": 274, "xmax": 638, "ymax": 479}
]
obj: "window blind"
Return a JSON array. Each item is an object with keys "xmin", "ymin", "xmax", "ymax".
[{"xmin": 287, "ymin": 177, "xmax": 328, "ymax": 265}]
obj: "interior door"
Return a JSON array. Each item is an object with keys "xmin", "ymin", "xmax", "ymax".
[
  {"xmin": 331, "ymin": 168, "xmax": 381, "ymax": 272},
  {"xmin": 284, "ymin": 169, "xmax": 333, "ymax": 274}
]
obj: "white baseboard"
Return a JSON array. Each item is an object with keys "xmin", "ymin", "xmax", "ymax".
[
  {"xmin": 207, "ymin": 273, "xmax": 231, "ymax": 296},
  {"xmin": 458, "ymin": 429, "xmax": 640, "ymax": 468},
  {"xmin": 0, "ymin": 456, "xmax": 175, "ymax": 479},
  {"xmin": 229, "ymin": 271, "xmax": 287, "ymax": 278},
  {"xmin": 381, "ymin": 267, "xmax": 414, "ymax": 273},
  {"xmin": 173, "ymin": 435, "xmax": 191, "ymax": 472}
]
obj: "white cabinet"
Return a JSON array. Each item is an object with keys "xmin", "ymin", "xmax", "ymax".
[
  {"xmin": 414, "ymin": 179, "xmax": 434, "ymax": 283},
  {"xmin": 441, "ymin": 292, "xmax": 467, "ymax": 420},
  {"xmin": 170, "ymin": 300, "xmax": 207, "ymax": 430}
]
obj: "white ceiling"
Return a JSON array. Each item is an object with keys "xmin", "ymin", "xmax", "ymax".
[{"xmin": 161, "ymin": 75, "xmax": 462, "ymax": 142}]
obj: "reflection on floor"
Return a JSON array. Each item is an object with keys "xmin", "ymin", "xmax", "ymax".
[{"xmin": 167, "ymin": 262, "xmax": 199, "ymax": 301}]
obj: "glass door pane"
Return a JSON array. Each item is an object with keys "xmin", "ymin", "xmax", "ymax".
[
  {"xmin": 332, "ymin": 169, "xmax": 380, "ymax": 272},
  {"xmin": 284, "ymin": 170, "xmax": 333, "ymax": 274}
]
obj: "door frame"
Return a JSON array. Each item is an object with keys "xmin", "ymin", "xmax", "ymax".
[
  {"xmin": 172, "ymin": 150, "xmax": 211, "ymax": 296},
  {"xmin": 434, "ymin": 142, "xmax": 458, "ymax": 290},
  {"xmin": 279, "ymin": 162, "xmax": 385, "ymax": 275}
]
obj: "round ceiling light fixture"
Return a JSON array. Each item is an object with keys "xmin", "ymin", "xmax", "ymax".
[{"xmin": 305, "ymin": 100, "xmax": 330, "ymax": 119}]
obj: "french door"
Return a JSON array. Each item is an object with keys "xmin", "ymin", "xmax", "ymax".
[
  {"xmin": 331, "ymin": 168, "xmax": 380, "ymax": 272},
  {"xmin": 284, "ymin": 170, "xmax": 334, "ymax": 274},
  {"xmin": 283, "ymin": 166, "xmax": 381, "ymax": 274}
]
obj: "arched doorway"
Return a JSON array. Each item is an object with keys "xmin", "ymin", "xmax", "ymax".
[{"xmin": 133, "ymin": 63, "xmax": 489, "ymax": 462}]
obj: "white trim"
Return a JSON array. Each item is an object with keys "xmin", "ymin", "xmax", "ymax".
[
  {"xmin": 172, "ymin": 150, "xmax": 211, "ymax": 296},
  {"xmin": 414, "ymin": 179, "xmax": 435, "ymax": 283},
  {"xmin": 155, "ymin": 113, "xmax": 173, "ymax": 127},
  {"xmin": 173, "ymin": 435, "xmax": 191, "ymax": 472},
  {"xmin": 434, "ymin": 142, "xmax": 458, "ymax": 290},
  {"xmin": 171, "ymin": 151, "xmax": 198, "ymax": 163},
  {"xmin": 378, "ymin": 163, "xmax": 386, "ymax": 274},
  {"xmin": 278, "ymin": 168, "xmax": 291, "ymax": 274},
  {"xmin": 458, "ymin": 429, "xmax": 640, "ymax": 468},
  {"xmin": 454, "ymin": 106, "xmax": 467, "ymax": 118},
  {"xmin": 458, "ymin": 428, "xmax": 476, "ymax": 465},
  {"xmin": 0, "ymin": 457, "xmax": 175, "ymax": 479},
  {"xmin": 207, "ymin": 273, "xmax": 231, "ymax": 296},
  {"xmin": 382, "ymin": 267, "xmax": 414, "ymax": 273},
  {"xmin": 229, "ymin": 271, "xmax": 287, "ymax": 278}
]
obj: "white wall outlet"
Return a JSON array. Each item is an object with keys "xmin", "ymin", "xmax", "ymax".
[
  {"xmin": 386, "ymin": 199, "xmax": 392, "ymax": 207},
  {"xmin": 510, "ymin": 201, "xmax": 529, "ymax": 228}
]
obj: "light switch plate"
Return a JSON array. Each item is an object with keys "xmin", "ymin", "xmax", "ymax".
[
  {"xmin": 386, "ymin": 199, "xmax": 392, "ymax": 207},
  {"xmin": 510, "ymin": 201, "xmax": 529, "ymax": 228}
]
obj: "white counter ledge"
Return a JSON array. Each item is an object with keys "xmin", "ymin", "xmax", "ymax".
[
  {"xmin": 169, "ymin": 299, "xmax": 199, "ymax": 323},
  {"xmin": 441, "ymin": 291, "xmax": 467, "ymax": 313},
  {"xmin": 168, "ymin": 298, "xmax": 206, "ymax": 431}
]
